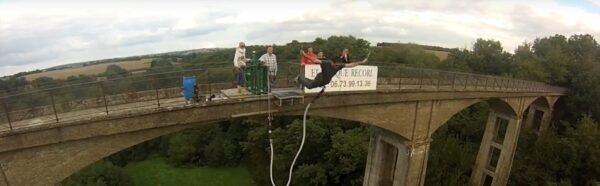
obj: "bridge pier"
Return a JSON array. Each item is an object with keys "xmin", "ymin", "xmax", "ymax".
[
  {"xmin": 470, "ymin": 109, "xmax": 522, "ymax": 186},
  {"xmin": 523, "ymin": 105, "xmax": 552, "ymax": 132},
  {"xmin": 363, "ymin": 127, "xmax": 430, "ymax": 186},
  {"xmin": 0, "ymin": 164, "xmax": 8, "ymax": 186}
]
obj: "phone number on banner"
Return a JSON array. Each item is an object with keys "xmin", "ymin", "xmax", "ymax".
[{"xmin": 328, "ymin": 80, "xmax": 373, "ymax": 88}]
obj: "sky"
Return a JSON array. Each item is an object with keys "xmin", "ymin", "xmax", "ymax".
[{"xmin": 0, "ymin": 0, "xmax": 599, "ymax": 77}]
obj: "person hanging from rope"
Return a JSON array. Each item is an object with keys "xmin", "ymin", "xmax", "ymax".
[{"xmin": 295, "ymin": 50, "xmax": 370, "ymax": 89}]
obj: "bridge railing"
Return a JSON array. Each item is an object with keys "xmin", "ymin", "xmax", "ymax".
[{"xmin": 0, "ymin": 61, "xmax": 567, "ymax": 134}]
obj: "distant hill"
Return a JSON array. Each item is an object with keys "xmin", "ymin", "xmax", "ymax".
[
  {"xmin": 20, "ymin": 48, "xmax": 221, "ymax": 80},
  {"xmin": 376, "ymin": 42, "xmax": 453, "ymax": 52},
  {"xmin": 23, "ymin": 59, "xmax": 153, "ymax": 81},
  {"xmin": 377, "ymin": 42, "xmax": 451, "ymax": 60}
]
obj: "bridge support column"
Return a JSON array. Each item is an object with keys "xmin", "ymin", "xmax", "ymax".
[
  {"xmin": 539, "ymin": 108, "xmax": 553, "ymax": 132},
  {"xmin": 470, "ymin": 110, "xmax": 522, "ymax": 186},
  {"xmin": 0, "ymin": 163, "xmax": 8, "ymax": 186},
  {"xmin": 523, "ymin": 105, "xmax": 552, "ymax": 132},
  {"xmin": 363, "ymin": 127, "xmax": 430, "ymax": 186}
]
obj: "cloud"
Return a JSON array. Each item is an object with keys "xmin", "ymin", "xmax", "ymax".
[
  {"xmin": 0, "ymin": 0, "xmax": 599, "ymax": 76},
  {"xmin": 589, "ymin": 0, "xmax": 600, "ymax": 7}
]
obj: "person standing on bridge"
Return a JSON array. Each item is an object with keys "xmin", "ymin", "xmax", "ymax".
[
  {"xmin": 338, "ymin": 48, "xmax": 351, "ymax": 63},
  {"xmin": 259, "ymin": 46, "xmax": 278, "ymax": 90},
  {"xmin": 295, "ymin": 50, "xmax": 369, "ymax": 89},
  {"xmin": 233, "ymin": 42, "xmax": 248, "ymax": 93},
  {"xmin": 300, "ymin": 46, "xmax": 317, "ymax": 65},
  {"xmin": 317, "ymin": 51, "xmax": 326, "ymax": 60}
]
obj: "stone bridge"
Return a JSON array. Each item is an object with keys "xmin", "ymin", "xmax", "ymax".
[{"xmin": 0, "ymin": 65, "xmax": 567, "ymax": 186}]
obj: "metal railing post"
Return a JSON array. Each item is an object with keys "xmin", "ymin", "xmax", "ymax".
[
  {"xmin": 474, "ymin": 75, "xmax": 479, "ymax": 90},
  {"xmin": 155, "ymin": 88, "xmax": 161, "ymax": 108},
  {"xmin": 419, "ymin": 69, "xmax": 424, "ymax": 89},
  {"xmin": 99, "ymin": 82, "xmax": 109, "ymax": 115},
  {"xmin": 153, "ymin": 78, "xmax": 160, "ymax": 108},
  {"xmin": 287, "ymin": 65, "xmax": 291, "ymax": 87},
  {"xmin": 2, "ymin": 99, "xmax": 12, "ymax": 132},
  {"xmin": 206, "ymin": 70, "xmax": 212, "ymax": 95},
  {"xmin": 398, "ymin": 67, "xmax": 403, "ymax": 89},
  {"xmin": 436, "ymin": 71, "xmax": 441, "ymax": 89},
  {"xmin": 499, "ymin": 78, "xmax": 502, "ymax": 90},
  {"xmin": 484, "ymin": 77, "xmax": 489, "ymax": 90},
  {"xmin": 451, "ymin": 73, "xmax": 456, "ymax": 89},
  {"xmin": 464, "ymin": 74, "xmax": 468, "ymax": 90},
  {"xmin": 49, "ymin": 91, "xmax": 59, "ymax": 123}
]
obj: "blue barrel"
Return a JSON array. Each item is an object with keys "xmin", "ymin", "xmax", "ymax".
[{"xmin": 182, "ymin": 76, "xmax": 196, "ymax": 101}]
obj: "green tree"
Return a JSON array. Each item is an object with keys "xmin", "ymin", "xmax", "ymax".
[
  {"xmin": 370, "ymin": 43, "xmax": 441, "ymax": 68},
  {"xmin": 426, "ymin": 103, "xmax": 488, "ymax": 186},
  {"xmin": 512, "ymin": 42, "xmax": 549, "ymax": 81},
  {"xmin": 510, "ymin": 116, "xmax": 599, "ymax": 185},
  {"xmin": 293, "ymin": 164, "xmax": 328, "ymax": 186},
  {"xmin": 204, "ymin": 133, "xmax": 243, "ymax": 166},
  {"xmin": 443, "ymin": 48, "xmax": 474, "ymax": 72},
  {"xmin": 108, "ymin": 137, "xmax": 168, "ymax": 167},
  {"xmin": 470, "ymin": 38, "xmax": 512, "ymax": 76},
  {"xmin": 61, "ymin": 161, "xmax": 133, "ymax": 186},
  {"xmin": 325, "ymin": 127, "xmax": 369, "ymax": 185},
  {"xmin": 323, "ymin": 35, "xmax": 370, "ymax": 60},
  {"xmin": 168, "ymin": 132, "xmax": 198, "ymax": 165},
  {"xmin": 532, "ymin": 35, "xmax": 570, "ymax": 84},
  {"xmin": 103, "ymin": 64, "xmax": 129, "ymax": 80}
]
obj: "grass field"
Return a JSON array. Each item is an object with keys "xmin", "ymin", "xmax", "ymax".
[
  {"xmin": 24, "ymin": 58, "xmax": 153, "ymax": 80},
  {"xmin": 125, "ymin": 157, "xmax": 255, "ymax": 186}
]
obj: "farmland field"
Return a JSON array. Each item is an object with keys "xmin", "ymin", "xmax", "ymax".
[{"xmin": 24, "ymin": 58, "xmax": 153, "ymax": 80}]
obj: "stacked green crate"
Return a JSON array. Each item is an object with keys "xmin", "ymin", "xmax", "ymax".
[{"xmin": 245, "ymin": 51, "xmax": 268, "ymax": 95}]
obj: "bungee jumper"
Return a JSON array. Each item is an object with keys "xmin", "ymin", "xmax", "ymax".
[
  {"xmin": 265, "ymin": 49, "xmax": 370, "ymax": 186},
  {"xmin": 228, "ymin": 43, "xmax": 373, "ymax": 186},
  {"xmin": 295, "ymin": 50, "xmax": 370, "ymax": 89}
]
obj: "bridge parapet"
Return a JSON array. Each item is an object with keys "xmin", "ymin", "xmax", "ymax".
[{"xmin": 0, "ymin": 62, "xmax": 567, "ymax": 135}]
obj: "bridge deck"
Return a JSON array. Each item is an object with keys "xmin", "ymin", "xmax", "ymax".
[{"xmin": 0, "ymin": 78, "xmax": 566, "ymax": 135}]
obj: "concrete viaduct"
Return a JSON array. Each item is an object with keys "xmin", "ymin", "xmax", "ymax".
[{"xmin": 0, "ymin": 72, "xmax": 566, "ymax": 186}]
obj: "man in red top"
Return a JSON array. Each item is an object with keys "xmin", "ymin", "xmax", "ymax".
[{"xmin": 300, "ymin": 47, "xmax": 317, "ymax": 65}]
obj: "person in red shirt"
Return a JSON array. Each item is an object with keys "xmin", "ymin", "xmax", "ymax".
[{"xmin": 300, "ymin": 47, "xmax": 318, "ymax": 65}]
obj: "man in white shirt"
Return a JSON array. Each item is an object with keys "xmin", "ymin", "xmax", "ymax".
[
  {"xmin": 259, "ymin": 46, "xmax": 277, "ymax": 89},
  {"xmin": 233, "ymin": 42, "xmax": 248, "ymax": 93}
]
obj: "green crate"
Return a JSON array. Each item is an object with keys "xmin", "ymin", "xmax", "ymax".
[{"xmin": 245, "ymin": 51, "xmax": 268, "ymax": 95}]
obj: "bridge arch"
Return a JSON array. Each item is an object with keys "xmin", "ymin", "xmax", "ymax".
[{"xmin": 23, "ymin": 97, "xmax": 517, "ymax": 185}]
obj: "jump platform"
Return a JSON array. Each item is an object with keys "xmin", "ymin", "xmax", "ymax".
[
  {"xmin": 221, "ymin": 88, "xmax": 305, "ymax": 106},
  {"xmin": 271, "ymin": 88, "xmax": 304, "ymax": 106}
]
